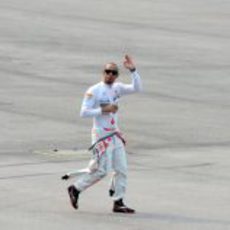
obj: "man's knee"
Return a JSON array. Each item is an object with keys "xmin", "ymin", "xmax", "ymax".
[
  {"xmin": 113, "ymin": 169, "xmax": 127, "ymax": 179},
  {"xmin": 113, "ymin": 163, "xmax": 127, "ymax": 175}
]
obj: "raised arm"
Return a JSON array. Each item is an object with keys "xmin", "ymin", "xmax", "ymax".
[{"xmin": 118, "ymin": 55, "xmax": 142, "ymax": 95}]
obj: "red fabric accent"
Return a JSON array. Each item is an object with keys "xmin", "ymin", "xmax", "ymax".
[{"xmin": 111, "ymin": 118, "xmax": 115, "ymax": 125}]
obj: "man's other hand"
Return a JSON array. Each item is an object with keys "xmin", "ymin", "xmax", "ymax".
[{"xmin": 101, "ymin": 104, "xmax": 118, "ymax": 113}]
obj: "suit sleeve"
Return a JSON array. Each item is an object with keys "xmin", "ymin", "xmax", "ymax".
[
  {"xmin": 118, "ymin": 70, "xmax": 142, "ymax": 95},
  {"xmin": 80, "ymin": 88, "xmax": 102, "ymax": 118}
]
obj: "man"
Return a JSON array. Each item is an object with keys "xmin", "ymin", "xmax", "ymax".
[{"xmin": 62, "ymin": 55, "xmax": 142, "ymax": 213}]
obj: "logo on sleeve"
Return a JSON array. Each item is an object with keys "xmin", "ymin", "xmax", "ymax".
[{"xmin": 85, "ymin": 92, "xmax": 93, "ymax": 98}]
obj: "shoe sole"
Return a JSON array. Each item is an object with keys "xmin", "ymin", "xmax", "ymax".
[
  {"xmin": 113, "ymin": 208, "xmax": 135, "ymax": 214},
  {"xmin": 68, "ymin": 187, "xmax": 78, "ymax": 209}
]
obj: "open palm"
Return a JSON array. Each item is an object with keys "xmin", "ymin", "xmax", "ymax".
[{"xmin": 123, "ymin": 55, "xmax": 135, "ymax": 70}]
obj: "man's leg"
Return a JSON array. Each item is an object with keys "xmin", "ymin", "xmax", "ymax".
[
  {"xmin": 111, "ymin": 145, "xmax": 127, "ymax": 201},
  {"xmin": 67, "ymin": 149, "xmax": 112, "ymax": 210},
  {"xmin": 74, "ymin": 155, "xmax": 108, "ymax": 191},
  {"xmin": 111, "ymin": 141, "xmax": 135, "ymax": 213}
]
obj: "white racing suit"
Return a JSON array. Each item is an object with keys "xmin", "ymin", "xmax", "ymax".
[{"xmin": 73, "ymin": 70, "xmax": 142, "ymax": 201}]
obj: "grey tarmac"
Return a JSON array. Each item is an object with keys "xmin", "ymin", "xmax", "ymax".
[{"xmin": 0, "ymin": 0, "xmax": 230, "ymax": 230}]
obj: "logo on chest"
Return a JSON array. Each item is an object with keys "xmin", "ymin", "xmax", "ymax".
[{"xmin": 99, "ymin": 90, "xmax": 120, "ymax": 106}]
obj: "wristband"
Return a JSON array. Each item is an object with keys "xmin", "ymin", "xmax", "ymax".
[{"xmin": 130, "ymin": 68, "xmax": 136, "ymax": 72}]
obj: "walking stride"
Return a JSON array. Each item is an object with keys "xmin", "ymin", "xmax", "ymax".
[{"xmin": 62, "ymin": 55, "xmax": 142, "ymax": 213}]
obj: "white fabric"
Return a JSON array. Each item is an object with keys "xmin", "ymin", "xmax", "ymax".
[
  {"xmin": 73, "ymin": 70, "xmax": 142, "ymax": 200},
  {"xmin": 74, "ymin": 136, "xmax": 127, "ymax": 201},
  {"xmin": 80, "ymin": 71, "xmax": 142, "ymax": 131}
]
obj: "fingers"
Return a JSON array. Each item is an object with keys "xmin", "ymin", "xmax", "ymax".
[
  {"xmin": 112, "ymin": 104, "xmax": 118, "ymax": 112},
  {"xmin": 124, "ymin": 54, "xmax": 134, "ymax": 65},
  {"xmin": 101, "ymin": 104, "xmax": 118, "ymax": 113},
  {"xmin": 110, "ymin": 104, "xmax": 118, "ymax": 113},
  {"xmin": 123, "ymin": 54, "xmax": 135, "ymax": 70},
  {"xmin": 125, "ymin": 54, "xmax": 131, "ymax": 62}
]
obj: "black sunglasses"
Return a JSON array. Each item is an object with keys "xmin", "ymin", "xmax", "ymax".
[{"xmin": 104, "ymin": 69, "xmax": 118, "ymax": 76}]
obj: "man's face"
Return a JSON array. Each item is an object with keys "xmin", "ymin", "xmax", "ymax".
[{"xmin": 103, "ymin": 63, "xmax": 119, "ymax": 85}]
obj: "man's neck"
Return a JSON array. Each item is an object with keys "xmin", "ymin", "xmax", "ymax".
[{"xmin": 102, "ymin": 81, "xmax": 113, "ymax": 87}]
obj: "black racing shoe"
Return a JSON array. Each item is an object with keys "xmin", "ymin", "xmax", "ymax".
[
  {"xmin": 61, "ymin": 174, "xmax": 69, "ymax": 180},
  {"xmin": 68, "ymin": 185, "xmax": 80, "ymax": 209},
  {"xmin": 113, "ymin": 199, "xmax": 135, "ymax": 214},
  {"xmin": 109, "ymin": 189, "xmax": 115, "ymax": 197}
]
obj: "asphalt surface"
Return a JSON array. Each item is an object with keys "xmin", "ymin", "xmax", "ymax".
[{"xmin": 0, "ymin": 0, "xmax": 230, "ymax": 229}]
